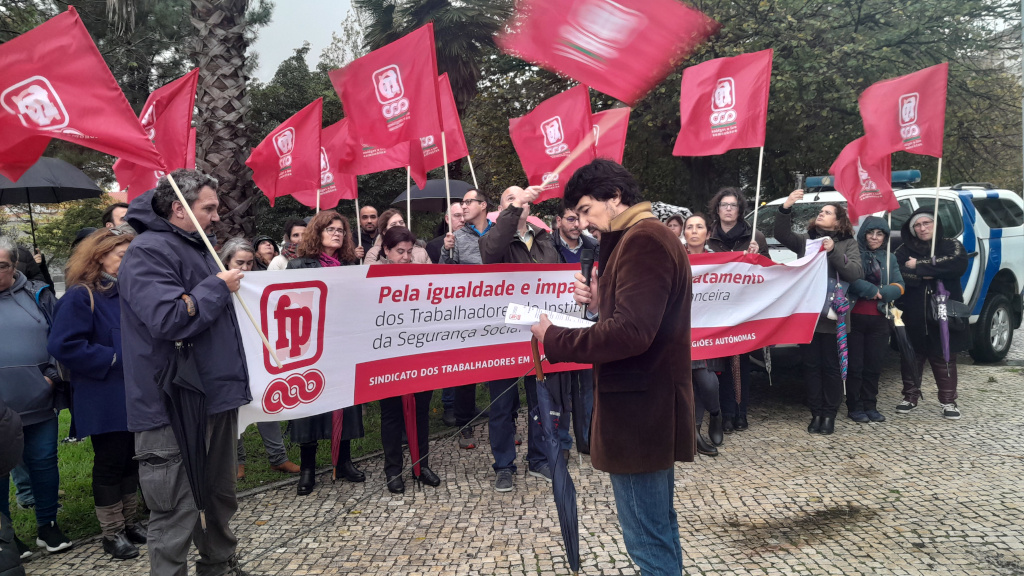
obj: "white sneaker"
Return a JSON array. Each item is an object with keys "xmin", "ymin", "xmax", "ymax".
[{"xmin": 941, "ymin": 403, "xmax": 961, "ymax": 420}]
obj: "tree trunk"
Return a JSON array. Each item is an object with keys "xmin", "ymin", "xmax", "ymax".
[{"xmin": 189, "ymin": 0, "xmax": 256, "ymax": 240}]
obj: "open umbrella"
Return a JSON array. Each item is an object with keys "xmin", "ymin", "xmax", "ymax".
[
  {"xmin": 830, "ymin": 280, "xmax": 851, "ymax": 388},
  {"xmin": 529, "ymin": 337, "xmax": 580, "ymax": 574},
  {"xmin": 157, "ymin": 342, "xmax": 209, "ymax": 531},
  {"xmin": 887, "ymin": 304, "xmax": 921, "ymax": 388},
  {"xmin": 0, "ymin": 157, "xmax": 103, "ymax": 248},
  {"xmin": 391, "ymin": 179, "xmax": 475, "ymax": 212}
]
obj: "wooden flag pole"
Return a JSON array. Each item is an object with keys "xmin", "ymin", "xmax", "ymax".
[
  {"xmin": 406, "ymin": 166, "xmax": 412, "ymax": 229},
  {"xmin": 354, "ymin": 196, "xmax": 363, "ymax": 264},
  {"xmin": 316, "ymin": 186, "xmax": 320, "ymax": 214},
  {"xmin": 930, "ymin": 157, "xmax": 943, "ymax": 258},
  {"xmin": 441, "ymin": 132, "xmax": 452, "ymax": 235},
  {"xmin": 467, "ymin": 154, "xmax": 480, "ymax": 189},
  {"xmin": 750, "ymin": 146, "xmax": 766, "ymax": 244},
  {"xmin": 165, "ymin": 173, "xmax": 282, "ymax": 368}
]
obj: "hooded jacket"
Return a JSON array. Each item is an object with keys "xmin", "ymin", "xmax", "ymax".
[
  {"xmin": 774, "ymin": 205, "xmax": 863, "ymax": 334},
  {"xmin": 893, "ymin": 206, "xmax": 971, "ymax": 356},
  {"xmin": 0, "ymin": 272, "xmax": 58, "ymax": 426},
  {"xmin": 118, "ymin": 188, "xmax": 251, "ymax": 432},
  {"xmin": 849, "ymin": 216, "xmax": 905, "ymax": 313}
]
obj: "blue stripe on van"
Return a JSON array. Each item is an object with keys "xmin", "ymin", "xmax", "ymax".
[
  {"xmin": 958, "ymin": 193, "xmax": 977, "ymax": 293},
  {"xmin": 974, "ymin": 228, "xmax": 1002, "ymax": 315}
]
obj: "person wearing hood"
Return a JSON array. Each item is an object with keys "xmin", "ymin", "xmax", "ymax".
[
  {"xmin": 268, "ymin": 218, "xmax": 306, "ymax": 271},
  {"xmin": 251, "ymin": 236, "xmax": 278, "ymax": 271},
  {"xmin": 0, "ymin": 236, "xmax": 72, "ymax": 555},
  {"xmin": 775, "ymin": 189, "xmax": 863, "ymax": 435},
  {"xmin": 118, "ymin": 169, "xmax": 254, "ymax": 576},
  {"xmin": 846, "ymin": 217, "xmax": 905, "ymax": 424},
  {"xmin": 893, "ymin": 207, "xmax": 970, "ymax": 420}
]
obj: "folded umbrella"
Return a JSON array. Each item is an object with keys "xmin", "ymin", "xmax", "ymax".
[
  {"xmin": 401, "ymin": 394, "xmax": 421, "ymax": 477},
  {"xmin": 933, "ymin": 280, "xmax": 952, "ymax": 375},
  {"xmin": 531, "ymin": 379, "xmax": 580, "ymax": 574},
  {"xmin": 887, "ymin": 304, "xmax": 921, "ymax": 388},
  {"xmin": 830, "ymin": 280, "xmax": 851, "ymax": 388}
]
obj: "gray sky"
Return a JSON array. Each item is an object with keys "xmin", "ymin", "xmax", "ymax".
[{"xmin": 250, "ymin": 0, "xmax": 353, "ymax": 82}]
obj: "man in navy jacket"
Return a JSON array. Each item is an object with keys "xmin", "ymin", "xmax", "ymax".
[{"xmin": 119, "ymin": 170, "xmax": 251, "ymax": 576}]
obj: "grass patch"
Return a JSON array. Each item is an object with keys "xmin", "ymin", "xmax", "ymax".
[{"xmin": 9, "ymin": 384, "xmax": 504, "ymax": 546}]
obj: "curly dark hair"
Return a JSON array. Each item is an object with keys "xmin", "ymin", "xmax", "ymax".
[
  {"xmin": 564, "ymin": 159, "xmax": 643, "ymax": 209},
  {"xmin": 706, "ymin": 187, "xmax": 748, "ymax": 230},
  {"xmin": 297, "ymin": 210, "xmax": 356, "ymax": 262},
  {"xmin": 807, "ymin": 203, "xmax": 854, "ymax": 239}
]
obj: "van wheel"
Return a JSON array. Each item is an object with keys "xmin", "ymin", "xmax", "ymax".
[{"xmin": 970, "ymin": 293, "xmax": 1013, "ymax": 363}]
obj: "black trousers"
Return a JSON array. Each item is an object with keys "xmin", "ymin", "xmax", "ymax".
[
  {"xmin": 380, "ymin": 391, "xmax": 433, "ymax": 477},
  {"xmin": 692, "ymin": 367, "xmax": 721, "ymax": 425},
  {"xmin": 90, "ymin": 431, "xmax": 138, "ymax": 506},
  {"xmin": 801, "ymin": 331, "xmax": 844, "ymax": 418},
  {"xmin": 847, "ymin": 313, "xmax": 889, "ymax": 412},
  {"xmin": 453, "ymin": 384, "xmax": 478, "ymax": 426}
]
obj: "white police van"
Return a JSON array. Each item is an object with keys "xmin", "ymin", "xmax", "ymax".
[{"xmin": 752, "ymin": 171, "xmax": 1024, "ymax": 362}]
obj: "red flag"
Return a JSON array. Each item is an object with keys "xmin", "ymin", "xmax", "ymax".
[
  {"xmin": 673, "ymin": 49, "xmax": 773, "ymax": 157},
  {"xmin": 113, "ymin": 69, "xmax": 200, "ymax": 200},
  {"xmin": 297, "ymin": 121, "xmax": 359, "ymax": 210},
  {"xmin": 592, "ymin": 107, "xmax": 629, "ymax": 163},
  {"xmin": 186, "ymin": 127, "xmax": 197, "ymax": 169},
  {"xmin": 329, "ymin": 24, "xmax": 443, "ymax": 149},
  {"xmin": 496, "ymin": 0, "xmax": 718, "ymax": 105},
  {"xmin": 0, "ymin": 8, "xmax": 165, "ymax": 180},
  {"xmin": 245, "ymin": 98, "xmax": 323, "ymax": 207},
  {"xmin": 509, "ymin": 85, "xmax": 596, "ymax": 203},
  {"xmin": 417, "ymin": 73, "xmax": 470, "ymax": 173},
  {"xmin": 858, "ymin": 63, "xmax": 948, "ymax": 159},
  {"xmin": 327, "ymin": 118, "xmax": 426, "ymax": 187},
  {"xmin": 828, "ymin": 137, "xmax": 897, "ymax": 223}
]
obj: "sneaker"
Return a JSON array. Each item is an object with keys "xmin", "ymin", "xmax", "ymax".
[
  {"xmin": 528, "ymin": 463, "xmax": 553, "ymax": 483},
  {"xmin": 60, "ymin": 436, "xmax": 81, "ymax": 444},
  {"xmin": 15, "ymin": 536, "xmax": 31, "ymax": 559},
  {"xmin": 865, "ymin": 409, "xmax": 886, "ymax": 422},
  {"xmin": 36, "ymin": 521, "xmax": 72, "ymax": 553},
  {"xmin": 848, "ymin": 411, "xmax": 870, "ymax": 423},
  {"xmin": 941, "ymin": 403, "xmax": 961, "ymax": 420},
  {"xmin": 494, "ymin": 469, "xmax": 514, "ymax": 492},
  {"xmin": 895, "ymin": 400, "xmax": 917, "ymax": 414},
  {"xmin": 458, "ymin": 427, "xmax": 476, "ymax": 449}
]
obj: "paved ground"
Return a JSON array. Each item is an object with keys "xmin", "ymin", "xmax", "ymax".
[{"xmin": 28, "ymin": 337, "xmax": 1024, "ymax": 576}]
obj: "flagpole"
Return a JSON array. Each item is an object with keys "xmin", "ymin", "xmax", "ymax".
[
  {"xmin": 930, "ymin": 157, "xmax": 943, "ymax": 257},
  {"xmin": 750, "ymin": 146, "xmax": 765, "ymax": 245},
  {"xmin": 406, "ymin": 166, "xmax": 412, "ymax": 229},
  {"xmin": 441, "ymin": 132, "xmax": 452, "ymax": 235},
  {"xmin": 165, "ymin": 173, "xmax": 282, "ymax": 368},
  {"xmin": 316, "ymin": 187, "xmax": 320, "ymax": 215},
  {"xmin": 467, "ymin": 154, "xmax": 480, "ymax": 189},
  {"xmin": 887, "ymin": 154, "xmax": 893, "ymax": 288},
  {"xmin": 354, "ymin": 196, "xmax": 363, "ymax": 264}
]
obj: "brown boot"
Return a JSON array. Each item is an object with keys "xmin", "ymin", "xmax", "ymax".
[
  {"xmin": 236, "ymin": 464, "xmax": 245, "ymax": 480},
  {"xmin": 270, "ymin": 460, "xmax": 300, "ymax": 474}
]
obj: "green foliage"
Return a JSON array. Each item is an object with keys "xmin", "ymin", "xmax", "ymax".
[{"xmin": 34, "ymin": 199, "xmax": 107, "ymax": 261}]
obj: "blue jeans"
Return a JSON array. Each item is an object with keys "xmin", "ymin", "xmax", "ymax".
[
  {"xmin": 0, "ymin": 417, "xmax": 60, "ymax": 526},
  {"xmin": 441, "ymin": 387, "xmax": 454, "ymax": 409},
  {"xmin": 10, "ymin": 464, "xmax": 33, "ymax": 507},
  {"xmin": 488, "ymin": 377, "xmax": 545, "ymax": 472},
  {"xmin": 609, "ymin": 467, "xmax": 683, "ymax": 575}
]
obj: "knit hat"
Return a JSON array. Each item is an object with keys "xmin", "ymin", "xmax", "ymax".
[{"xmin": 907, "ymin": 213, "xmax": 934, "ymax": 238}]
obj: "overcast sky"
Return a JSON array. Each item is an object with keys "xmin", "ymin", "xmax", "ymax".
[{"xmin": 249, "ymin": 0, "xmax": 354, "ymax": 82}]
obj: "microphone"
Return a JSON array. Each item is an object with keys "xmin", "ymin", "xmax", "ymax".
[{"xmin": 580, "ymin": 249, "xmax": 595, "ymax": 318}]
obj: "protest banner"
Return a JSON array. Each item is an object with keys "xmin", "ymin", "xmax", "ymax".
[{"xmin": 235, "ymin": 249, "xmax": 826, "ymax": 429}]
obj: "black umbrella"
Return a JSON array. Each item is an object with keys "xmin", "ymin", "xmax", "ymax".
[
  {"xmin": 0, "ymin": 157, "xmax": 103, "ymax": 248},
  {"xmin": 391, "ymin": 179, "xmax": 474, "ymax": 212},
  {"xmin": 888, "ymin": 304, "xmax": 920, "ymax": 390},
  {"xmin": 530, "ymin": 370, "xmax": 580, "ymax": 574},
  {"xmin": 157, "ymin": 342, "xmax": 210, "ymax": 531}
]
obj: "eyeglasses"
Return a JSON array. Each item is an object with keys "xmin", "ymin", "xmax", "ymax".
[
  {"xmin": 561, "ymin": 216, "xmax": 579, "ymax": 224},
  {"xmin": 108, "ymin": 227, "xmax": 126, "ymax": 236},
  {"xmin": 719, "ymin": 202, "xmax": 739, "ymax": 209},
  {"xmin": 0, "ymin": 263, "xmax": 12, "ymax": 271},
  {"xmin": 913, "ymin": 221, "xmax": 934, "ymax": 229},
  {"xmin": 461, "ymin": 199, "xmax": 484, "ymax": 206},
  {"xmin": 324, "ymin": 227, "xmax": 346, "ymax": 236}
]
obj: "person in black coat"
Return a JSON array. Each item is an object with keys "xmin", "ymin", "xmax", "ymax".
[
  {"xmin": 0, "ymin": 396, "xmax": 26, "ymax": 576},
  {"xmin": 893, "ymin": 207, "xmax": 970, "ymax": 420},
  {"xmin": 287, "ymin": 210, "xmax": 366, "ymax": 495}
]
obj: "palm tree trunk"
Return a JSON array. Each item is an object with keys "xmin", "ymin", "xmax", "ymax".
[{"xmin": 190, "ymin": 0, "xmax": 256, "ymax": 240}]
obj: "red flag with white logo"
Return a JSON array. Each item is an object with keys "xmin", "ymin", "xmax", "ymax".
[
  {"xmin": 673, "ymin": 49, "xmax": 773, "ymax": 157},
  {"xmin": 858, "ymin": 63, "xmax": 948, "ymax": 159},
  {"xmin": 295, "ymin": 121, "xmax": 359, "ymax": 210},
  {"xmin": 417, "ymin": 73, "xmax": 470, "ymax": 173},
  {"xmin": 329, "ymin": 24, "xmax": 443, "ymax": 150},
  {"xmin": 245, "ymin": 98, "xmax": 323, "ymax": 207},
  {"xmin": 326, "ymin": 118, "xmax": 426, "ymax": 187},
  {"xmin": 828, "ymin": 137, "xmax": 897, "ymax": 223},
  {"xmin": 496, "ymin": 0, "xmax": 718, "ymax": 105},
  {"xmin": 509, "ymin": 85, "xmax": 596, "ymax": 203},
  {"xmin": 592, "ymin": 107, "xmax": 629, "ymax": 163},
  {"xmin": 113, "ymin": 68, "xmax": 199, "ymax": 200},
  {"xmin": 0, "ymin": 8, "xmax": 166, "ymax": 180}
]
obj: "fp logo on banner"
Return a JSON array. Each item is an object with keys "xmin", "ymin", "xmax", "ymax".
[
  {"xmin": 710, "ymin": 77, "xmax": 737, "ymax": 130},
  {"xmin": 1, "ymin": 76, "xmax": 69, "ymax": 130},
  {"xmin": 556, "ymin": 0, "xmax": 647, "ymax": 69},
  {"xmin": 373, "ymin": 65, "xmax": 411, "ymax": 126},
  {"xmin": 260, "ymin": 281, "xmax": 327, "ymax": 374},
  {"xmin": 542, "ymin": 116, "xmax": 568, "ymax": 155},
  {"xmin": 274, "ymin": 128, "xmax": 295, "ymax": 170},
  {"xmin": 899, "ymin": 92, "xmax": 921, "ymax": 146}
]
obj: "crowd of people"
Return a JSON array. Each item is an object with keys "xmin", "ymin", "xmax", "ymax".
[{"xmin": 0, "ymin": 162, "xmax": 970, "ymax": 575}]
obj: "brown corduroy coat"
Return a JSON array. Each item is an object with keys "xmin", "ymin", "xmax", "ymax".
[{"xmin": 543, "ymin": 202, "xmax": 695, "ymax": 474}]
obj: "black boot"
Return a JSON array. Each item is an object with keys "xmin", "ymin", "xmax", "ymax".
[
  {"xmin": 708, "ymin": 411, "xmax": 724, "ymax": 446},
  {"xmin": 296, "ymin": 468, "xmax": 315, "ymax": 496},
  {"xmin": 820, "ymin": 417, "xmax": 835, "ymax": 435},
  {"xmin": 102, "ymin": 531, "xmax": 139, "ymax": 560},
  {"xmin": 696, "ymin": 428, "xmax": 718, "ymax": 457},
  {"xmin": 386, "ymin": 475, "xmax": 405, "ymax": 494},
  {"xmin": 722, "ymin": 416, "xmax": 735, "ymax": 434},
  {"xmin": 336, "ymin": 460, "xmax": 366, "ymax": 483},
  {"xmin": 413, "ymin": 466, "xmax": 441, "ymax": 487},
  {"xmin": 807, "ymin": 416, "xmax": 823, "ymax": 434}
]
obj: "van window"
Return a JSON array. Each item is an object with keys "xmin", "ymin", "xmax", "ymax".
[
  {"xmin": 890, "ymin": 199, "xmax": 914, "ymax": 230},
  {"xmin": 913, "ymin": 198, "xmax": 964, "ymax": 238},
  {"xmin": 971, "ymin": 197, "xmax": 1024, "ymax": 228}
]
